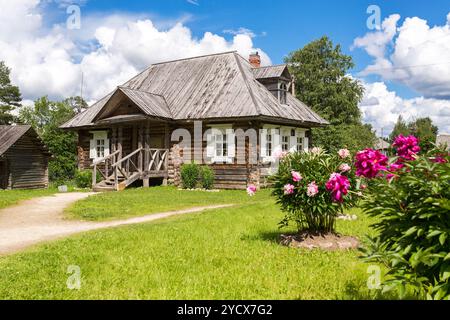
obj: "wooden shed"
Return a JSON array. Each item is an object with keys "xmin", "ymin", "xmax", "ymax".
[{"xmin": 0, "ymin": 125, "xmax": 50, "ymax": 190}]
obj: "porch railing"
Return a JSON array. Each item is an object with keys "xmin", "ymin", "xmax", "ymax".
[
  {"xmin": 91, "ymin": 148, "xmax": 169, "ymax": 189},
  {"xmin": 91, "ymin": 150, "xmax": 121, "ymax": 187}
]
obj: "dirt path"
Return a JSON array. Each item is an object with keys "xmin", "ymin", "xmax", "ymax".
[{"xmin": 0, "ymin": 193, "xmax": 233, "ymax": 256}]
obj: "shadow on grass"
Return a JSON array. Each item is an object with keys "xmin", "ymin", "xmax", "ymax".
[{"xmin": 240, "ymin": 231, "xmax": 287, "ymax": 244}]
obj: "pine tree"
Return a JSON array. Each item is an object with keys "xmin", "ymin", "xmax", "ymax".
[{"xmin": 0, "ymin": 61, "xmax": 22, "ymax": 124}]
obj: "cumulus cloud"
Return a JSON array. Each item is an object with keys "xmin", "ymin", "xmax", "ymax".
[
  {"xmin": 360, "ymin": 81, "xmax": 450, "ymax": 136},
  {"xmin": 0, "ymin": 0, "xmax": 271, "ymax": 103},
  {"xmin": 353, "ymin": 12, "xmax": 450, "ymax": 99}
]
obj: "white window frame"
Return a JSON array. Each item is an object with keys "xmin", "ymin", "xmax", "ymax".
[
  {"xmin": 261, "ymin": 126, "xmax": 280, "ymax": 163},
  {"xmin": 90, "ymin": 131, "xmax": 110, "ymax": 160},
  {"xmin": 261, "ymin": 126, "xmax": 309, "ymax": 162},
  {"xmin": 206, "ymin": 125, "xmax": 235, "ymax": 164}
]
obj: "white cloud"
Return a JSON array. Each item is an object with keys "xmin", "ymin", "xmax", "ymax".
[
  {"xmin": 353, "ymin": 12, "xmax": 450, "ymax": 99},
  {"xmin": 223, "ymin": 27, "xmax": 256, "ymax": 38},
  {"xmin": 0, "ymin": 0, "xmax": 271, "ymax": 104},
  {"xmin": 360, "ymin": 81, "xmax": 450, "ymax": 136},
  {"xmin": 186, "ymin": 0, "xmax": 199, "ymax": 6}
]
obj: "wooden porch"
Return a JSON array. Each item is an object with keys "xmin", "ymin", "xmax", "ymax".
[{"xmin": 90, "ymin": 123, "xmax": 170, "ymax": 192}]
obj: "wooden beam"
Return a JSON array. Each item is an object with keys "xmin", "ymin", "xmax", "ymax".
[{"xmin": 118, "ymin": 126, "xmax": 123, "ymax": 163}]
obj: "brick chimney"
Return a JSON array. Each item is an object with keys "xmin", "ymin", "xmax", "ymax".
[{"xmin": 249, "ymin": 52, "xmax": 261, "ymax": 68}]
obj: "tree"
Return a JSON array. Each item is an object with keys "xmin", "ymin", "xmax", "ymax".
[
  {"xmin": 0, "ymin": 61, "xmax": 22, "ymax": 124},
  {"xmin": 408, "ymin": 117, "xmax": 438, "ymax": 152},
  {"xmin": 64, "ymin": 96, "xmax": 88, "ymax": 114},
  {"xmin": 19, "ymin": 96, "xmax": 80, "ymax": 182},
  {"xmin": 389, "ymin": 115, "xmax": 409, "ymax": 142},
  {"xmin": 389, "ymin": 116, "xmax": 438, "ymax": 153},
  {"xmin": 285, "ymin": 36, "xmax": 375, "ymax": 151}
]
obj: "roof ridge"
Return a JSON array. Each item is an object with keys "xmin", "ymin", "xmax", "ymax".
[
  {"xmin": 233, "ymin": 52, "xmax": 262, "ymax": 116},
  {"xmin": 151, "ymin": 51, "xmax": 238, "ymax": 66},
  {"xmin": 253, "ymin": 64, "xmax": 287, "ymax": 69}
]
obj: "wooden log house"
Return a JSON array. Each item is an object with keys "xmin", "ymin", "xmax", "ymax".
[
  {"xmin": 0, "ymin": 125, "xmax": 50, "ymax": 190},
  {"xmin": 61, "ymin": 51, "xmax": 328, "ymax": 191}
]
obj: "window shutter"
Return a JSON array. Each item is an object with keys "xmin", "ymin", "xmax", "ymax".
[
  {"xmin": 272, "ymin": 129, "xmax": 281, "ymax": 155},
  {"xmin": 89, "ymin": 137, "xmax": 96, "ymax": 159},
  {"xmin": 227, "ymin": 129, "xmax": 235, "ymax": 159},
  {"xmin": 260, "ymin": 130, "xmax": 267, "ymax": 158},
  {"xmin": 303, "ymin": 137, "xmax": 309, "ymax": 152},
  {"xmin": 104, "ymin": 137, "xmax": 110, "ymax": 157},
  {"xmin": 206, "ymin": 132, "xmax": 215, "ymax": 158},
  {"xmin": 289, "ymin": 136, "xmax": 297, "ymax": 152}
]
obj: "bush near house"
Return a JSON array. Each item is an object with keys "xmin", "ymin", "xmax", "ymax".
[
  {"xmin": 74, "ymin": 170, "xmax": 95, "ymax": 188},
  {"xmin": 180, "ymin": 163, "xmax": 216, "ymax": 190},
  {"xmin": 361, "ymin": 144, "xmax": 450, "ymax": 300},
  {"xmin": 180, "ymin": 163, "xmax": 200, "ymax": 189},
  {"xmin": 199, "ymin": 166, "xmax": 215, "ymax": 190}
]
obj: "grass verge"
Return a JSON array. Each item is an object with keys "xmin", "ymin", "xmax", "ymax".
[
  {"xmin": 0, "ymin": 189, "xmax": 386, "ymax": 299},
  {"xmin": 65, "ymin": 187, "xmax": 267, "ymax": 221}
]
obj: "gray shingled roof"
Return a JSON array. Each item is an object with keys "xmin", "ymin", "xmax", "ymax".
[
  {"xmin": 0, "ymin": 125, "xmax": 49, "ymax": 156},
  {"xmin": 252, "ymin": 64, "xmax": 290, "ymax": 80},
  {"xmin": 61, "ymin": 51, "xmax": 328, "ymax": 129}
]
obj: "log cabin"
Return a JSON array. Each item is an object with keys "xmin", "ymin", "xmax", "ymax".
[
  {"xmin": 0, "ymin": 125, "xmax": 50, "ymax": 190},
  {"xmin": 61, "ymin": 51, "xmax": 328, "ymax": 191}
]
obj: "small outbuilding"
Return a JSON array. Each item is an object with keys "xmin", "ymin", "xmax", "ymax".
[
  {"xmin": 0, "ymin": 125, "xmax": 50, "ymax": 190},
  {"xmin": 437, "ymin": 134, "xmax": 450, "ymax": 151}
]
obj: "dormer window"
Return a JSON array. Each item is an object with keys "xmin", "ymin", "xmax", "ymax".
[{"xmin": 279, "ymin": 82, "xmax": 288, "ymax": 104}]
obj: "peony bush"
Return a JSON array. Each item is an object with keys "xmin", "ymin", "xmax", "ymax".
[
  {"xmin": 271, "ymin": 148, "xmax": 363, "ymax": 233},
  {"xmin": 360, "ymin": 137, "xmax": 450, "ymax": 300}
]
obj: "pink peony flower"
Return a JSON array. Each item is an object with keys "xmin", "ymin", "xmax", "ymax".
[
  {"xmin": 307, "ymin": 181, "xmax": 319, "ymax": 197},
  {"xmin": 393, "ymin": 135, "xmax": 420, "ymax": 161},
  {"xmin": 355, "ymin": 149, "xmax": 389, "ymax": 179},
  {"xmin": 360, "ymin": 184, "xmax": 367, "ymax": 190},
  {"xmin": 273, "ymin": 149, "xmax": 289, "ymax": 159},
  {"xmin": 291, "ymin": 171, "xmax": 303, "ymax": 182},
  {"xmin": 284, "ymin": 184, "xmax": 295, "ymax": 195},
  {"xmin": 385, "ymin": 162, "xmax": 405, "ymax": 181},
  {"xmin": 325, "ymin": 173, "xmax": 351, "ymax": 203},
  {"xmin": 310, "ymin": 147, "xmax": 322, "ymax": 155},
  {"xmin": 338, "ymin": 149, "xmax": 351, "ymax": 159},
  {"xmin": 339, "ymin": 163, "xmax": 351, "ymax": 173},
  {"xmin": 431, "ymin": 155, "xmax": 448, "ymax": 164},
  {"xmin": 246, "ymin": 185, "xmax": 257, "ymax": 196}
]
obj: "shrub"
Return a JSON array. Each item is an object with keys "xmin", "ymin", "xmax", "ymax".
[
  {"xmin": 199, "ymin": 166, "xmax": 215, "ymax": 190},
  {"xmin": 361, "ymin": 147, "xmax": 450, "ymax": 299},
  {"xmin": 180, "ymin": 163, "xmax": 200, "ymax": 189},
  {"xmin": 74, "ymin": 170, "xmax": 94, "ymax": 188},
  {"xmin": 272, "ymin": 148, "xmax": 360, "ymax": 234}
]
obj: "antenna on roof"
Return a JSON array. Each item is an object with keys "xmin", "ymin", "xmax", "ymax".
[{"xmin": 80, "ymin": 71, "xmax": 84, "ymax": 101}]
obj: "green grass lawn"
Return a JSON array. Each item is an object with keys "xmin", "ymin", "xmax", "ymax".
[
  {"xmin": 0, "ymin": 188, "xmax": 57, "ymax": 210},
  {"xmin": 0, "ymin": 188, "xmax": 387, "ymax": 300},
  {"xmin": 65, "ymin": 186, "xmax": 265, "ymax": 221}
]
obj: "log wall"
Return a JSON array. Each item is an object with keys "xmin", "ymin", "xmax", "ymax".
[{"xmin": 3, "ymin": 132, "xmax": 49, "ymax": 189}]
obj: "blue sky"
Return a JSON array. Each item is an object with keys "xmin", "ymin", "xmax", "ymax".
[{"xmin": 1, "ymin": 0, "xmax": 450, "ymax": 135}]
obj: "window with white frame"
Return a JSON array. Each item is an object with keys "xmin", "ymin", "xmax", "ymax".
[
  {"xmin": 214, "ymin": 133, "xmax": 228, "ymax": 157},
  {"xmin": 96, "ymin": 138, "xmax": 105, "ymax": 158},
  {"xmin": 281, "ymin": 135, "xmax": 289, "ymax": 152},
  {"xmin": 261, "ymin": 126, "xmax": 309, "ymax": 161},
  {"xmin": 296, "ymin": 136, "xmax": 303, "ymax": 152},
  {"xmin": 206, "ymin": 127, "xmax": 235, "ymax": 163},
  {"xmin": 266, "ymin": 133, "xmax": 273, "ymax": 156},
  {"xmin": 90, "ymin": 131, "xmax": 110, "ymax": 160}
]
